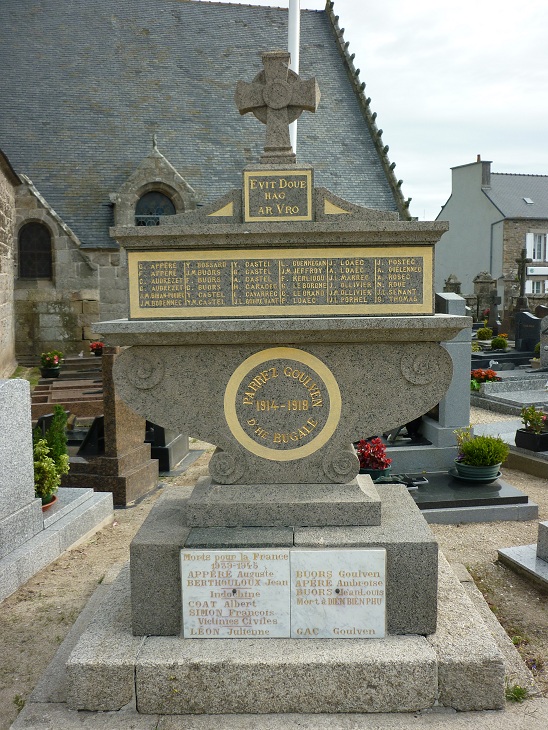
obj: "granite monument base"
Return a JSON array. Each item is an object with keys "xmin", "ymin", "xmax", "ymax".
[
  {"xmin": 65, "ymin": 551, "xmax": 505, "ymax": 714},
  {"xmin": 130, "ymin": 483, "xmax": 436, "ymax": 637},
  {"xmin": 65, "ymin": 444, "xmax": 159, "ymax": 506}
]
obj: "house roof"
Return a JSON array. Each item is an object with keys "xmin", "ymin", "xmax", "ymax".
[
  {"xmin": 0, "ymin": 0, "xmax": 408, "ymax": 249},
  {"xmin": 484, "ymin": 173, "xmax": 548, "ymax": 219}
]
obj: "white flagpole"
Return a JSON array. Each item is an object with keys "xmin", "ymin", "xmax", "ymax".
[{"xmin": 288, "ymin": 0, "xmax": 300, "ymax": 155}]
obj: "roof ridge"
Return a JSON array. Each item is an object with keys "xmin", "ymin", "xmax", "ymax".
[
  {"xmin": 325, "ymin": 1, "xmax": 410, "ymax": 219},
  {"xmin": 492, "ymin": 172, "xmax": 548, "ymax": 179},
  {"xmin": 194, "ymin": 1, "xmax": 320, "ymax": 13}
]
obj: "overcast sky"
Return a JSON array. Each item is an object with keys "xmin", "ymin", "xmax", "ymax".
[{"xmin": 205, "ymin": 0, "xmax": 548, "ymax": 220}]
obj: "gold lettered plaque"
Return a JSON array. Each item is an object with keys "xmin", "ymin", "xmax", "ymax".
[
  {"xmin": 224, "ymin": 347, "xmax": 341, "ymax": 461},
  {"xmin": 128, "ymin": 246, "xmax": 433, "ymax": 319},
  {"xmin": 243, "ymin": 169, "xmax": 312, "ymax": 222}
]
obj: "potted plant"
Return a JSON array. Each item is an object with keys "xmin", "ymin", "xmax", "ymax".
[
  {"xmin": 89, "ymin": 341, "xmax": 104, "ymax": 357},
  {"xmin": 452, "ymin": 427, "xmax": 509, "ymax": 482},
  {"xmin": 33, "ymin": 438, "xmax": 60, "ymax": 510},
  {"xmin": 33, "ymin": 405, "xmax": 70, "ymax": 510},
  {"xmin": 355, "ymin": 437, "xmax": 392, "ymax": 481},
  {"xmin": 515, "ymin": 405, "xmax": 548, "ymax": 452},
  {"xmin": 40, "ymin": 350, "xmax": 63, "ymax": 378}
]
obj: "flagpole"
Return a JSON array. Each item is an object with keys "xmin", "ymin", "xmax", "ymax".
[{"xmin": 288, "ymin": 0, "xmax": 300, "ymax": 154}]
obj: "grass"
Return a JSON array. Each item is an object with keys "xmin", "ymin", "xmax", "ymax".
[
  {"xmin": 505, "ymin": 683, "xmax": 529, "ymax": 702},
  {"xmin": 9, "ymin": 365, "xmax": 41, "ymax": 390},
  {"xmin": 13, "ymin": 694, "xmax": 25, "ymax": 712}
]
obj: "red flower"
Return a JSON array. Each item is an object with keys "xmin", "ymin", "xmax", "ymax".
[{"xmin": 355, "ymin": 437, "xmax": 392, "ymax": 470}]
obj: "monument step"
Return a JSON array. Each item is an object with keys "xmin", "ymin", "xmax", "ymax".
[
  {"xmin": 42, "ymin": 487, "xmax": 99, "ymax": 529},
  {"xmin": 184, "ymin": 475, "xmax": 381, "ymax": 528},
  {"xmin": 65, "ymin": 553, "xmax": 505, "ymax": 714}
]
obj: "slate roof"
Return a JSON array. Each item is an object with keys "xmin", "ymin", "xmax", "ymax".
[
  {"xmin": 484, "ymin": 173, "xmax": 548, "ymax": 219},
  {"xmin": 0, "ymin": 0, "xmax": 407, "ymax": 249}
]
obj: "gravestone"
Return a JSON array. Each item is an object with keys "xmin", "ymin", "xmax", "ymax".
[
  {"xmin": 66, "ymin": 51, "xmax": 504, "ymax": 715},
  {"xmin": 63, "ymin": 346, "xmax": 159, "ymax": 505},
  {"xmin": 145, "ymin": 422, "xmax": 189, "ymax": 472},
  {"xmin": 540, "ymin": 316, "xmax": 548, "ymax": 370},
  {"xmin": 0, "ymin": 380, "xmax": 43, "ymax": 561},
  {"xmin": 487, "ymin": 289, "xmax": 501, "ymax": 333},
  {"xmin": 514, "ymin": 310, "xmax": 540, "ymax": 352},
  {"xmin": 0, "ymin": 380, "xmax": 114, "ymax": 602}
]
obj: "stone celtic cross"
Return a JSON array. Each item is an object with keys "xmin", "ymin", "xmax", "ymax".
[
  {"xmin": 515, "ymin": 247, "xmax": 533, "ymax": 311},
  {"xmin": 235, "ymin": 50, "xmax": 320, "ymax": 164}
]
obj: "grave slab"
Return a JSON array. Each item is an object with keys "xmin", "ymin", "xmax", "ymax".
[
  {"xmin": 0, "ymin": 489, "xmax": 113, "ymax": 603},
  {"xmin": 498, "ymin": 544, "xmax": 548, "ymax": 592},
  {"xmin": 538, "ymin": 520, "xmax": 548, "ymax": 561}
]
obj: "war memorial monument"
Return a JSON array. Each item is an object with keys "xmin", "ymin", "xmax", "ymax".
[{"xmin": 65, "ymin": 51, "xmax": 506, "ymax": 715}]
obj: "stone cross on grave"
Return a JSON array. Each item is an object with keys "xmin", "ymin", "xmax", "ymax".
[
  {"xmin": 515, "ymin": 247, "xmax": 533, "ymax": 312},
  {"xmin": 235, "ymin": 50, "xmax": 320, "ymax": 165}
]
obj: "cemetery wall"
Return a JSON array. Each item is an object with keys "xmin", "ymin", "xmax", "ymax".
[{"xmin": 0, "ymin": 153, "xmax": 18, "ymax": 377}]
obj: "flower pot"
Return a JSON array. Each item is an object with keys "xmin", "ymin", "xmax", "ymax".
[
  {"xmin": 93, "ymin": 349, "xmax": 103, "ymax": 357},
  {"xmin": 515, "ymin": 429, "xmax": 548, "ymax": 452},
  {"xmin": 453, "ymin": 460, "xmax": 501, "ymax": 482},
  {"xmin": 41, "ymin": 494, "xmax": 58, "ymax": 512},
  {"xmin": 40, "ymin": 367, "xmax": 61, "ymax": 378},
  {"xmin": 359, "ymin": 465, "xmax": 392, "ymax": 482}
]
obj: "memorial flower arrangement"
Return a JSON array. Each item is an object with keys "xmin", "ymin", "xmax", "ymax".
[
  {"xmin": 355, "ymin": 437, "xmax": 392, "ymax": 471},
  {"xmin": 89, "ymin": 341, "xmax": 104, "ymax": 354},
  {"xmin": 40, "ymin": 350, "xmax": 63, "ymax": 368},
  {"xmin": 470, "ymin": 368, "xmax": 501, "ymax": 391},
  {"xmin": 520, "ymin": 405, "xmax": 548, "ymax": 434}
]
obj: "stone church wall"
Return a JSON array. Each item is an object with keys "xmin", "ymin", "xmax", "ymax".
[
  {"xmin": 0, "ymin": 157, "xmax": 17, "ymax": 377},
  {"xmin": 14, "ymin": 183, "xmax": 103, "ymax": 357}
]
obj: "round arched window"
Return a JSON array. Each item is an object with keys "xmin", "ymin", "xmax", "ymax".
[
  {"xmin": 18, "ymin": 222, "xmax": 53, "ymax": 278},
  {"xmin": 135, "ymin": 191, "xmax": 176, "ymax": 226}
]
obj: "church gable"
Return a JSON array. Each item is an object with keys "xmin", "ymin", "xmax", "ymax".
[{"xmin": 110, "ymin": 139, "xmax": 197, "ymax": 227}]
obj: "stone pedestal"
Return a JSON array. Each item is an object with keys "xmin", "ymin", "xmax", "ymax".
[
  {"xmin": 64, "ymin": 347, "xmax": 159, "ymax": 506},
  {"xmin": 67, "ymin": 486, "xmax": 504, "ymax": 714},
  {"xmin": 388, "ymin": 293, "xmax": 472, "ymax": 473}
]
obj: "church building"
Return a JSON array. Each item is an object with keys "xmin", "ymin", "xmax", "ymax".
[{"xmin": 0, "ymin": 0, "xmax": 410, "ymax": 370}]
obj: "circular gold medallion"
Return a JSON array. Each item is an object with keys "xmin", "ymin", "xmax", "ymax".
[{"xmin": 224, "ymin": 347, "xmax": 341, "ymax": 461}]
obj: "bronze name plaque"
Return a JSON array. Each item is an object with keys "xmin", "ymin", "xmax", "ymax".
[
  {"xmin": 128, "ymin": 246, "xmax": 432, "ymax": 319},
  {"xmin": 243, "ymin": 170, "xmax": 312, "ymax": 222}
]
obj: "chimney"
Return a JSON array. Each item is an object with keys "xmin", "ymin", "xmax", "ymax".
[{"xmin": 480, "ymin": 158, "xmax": 491, "ymax": 188}]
